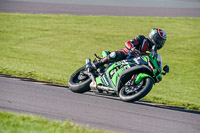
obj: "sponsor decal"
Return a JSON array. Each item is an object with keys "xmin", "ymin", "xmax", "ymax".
[{"xmin": 109, "ymin": 62, "xmax": 130, "ymax": 78}]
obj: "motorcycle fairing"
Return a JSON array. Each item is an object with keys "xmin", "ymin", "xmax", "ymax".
[{"xmin": 96, "ymin": 56, "xmax": 150, "ymax": 90}]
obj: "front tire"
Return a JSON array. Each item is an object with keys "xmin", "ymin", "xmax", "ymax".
[
  {"xmin": 119, "ymin": 78, "xmax": 153, "ymax": 102},
  {"xmin": 68, "ymin": 66, "xmax": 91, "ymax": 93}
]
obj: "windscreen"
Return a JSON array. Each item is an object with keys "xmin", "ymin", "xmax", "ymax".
[{"xmin": 157, "ymin": 54, "xmax": 162, "ymax": 70}]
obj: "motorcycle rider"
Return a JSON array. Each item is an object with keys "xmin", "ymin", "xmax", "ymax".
[{"xmin": 93, "ymin": 28, "xmax": 167, "ymax": 68}]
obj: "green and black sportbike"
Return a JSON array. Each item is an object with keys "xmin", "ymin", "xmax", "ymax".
[{"xmin": 68, "ymin": 46, "xmax": 169, "ymax": 102}]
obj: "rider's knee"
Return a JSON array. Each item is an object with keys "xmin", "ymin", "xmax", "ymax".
[{"xmin": 109, "ymin": 52, "xmax": 117, "ymax": 59}]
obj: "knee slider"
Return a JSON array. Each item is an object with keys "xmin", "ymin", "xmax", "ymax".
[{"xmin": 110, "ymin": 52, "xmax": 117, "ymax": 59}]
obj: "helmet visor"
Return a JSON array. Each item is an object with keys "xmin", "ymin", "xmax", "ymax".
[{"xmin": 155, "ymin": 36, "xmax": 166, "ymax": 49}]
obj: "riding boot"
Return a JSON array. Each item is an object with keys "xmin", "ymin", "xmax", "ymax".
[
  {"xmin": 93, "ymin": 58, "xmax": 107, "ymax": 68},
  {"xmin": 93, "ymin": 52, "xmax": 117, "ymax": 68}
]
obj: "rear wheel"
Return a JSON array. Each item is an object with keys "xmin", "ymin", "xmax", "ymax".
[
  {"xmin": 119, "ymin": 78, "xmax": 153, "ymax": 102},
  {"xmin": 68, "ymin": 66, "xmax": 91, "ymax": 93}
]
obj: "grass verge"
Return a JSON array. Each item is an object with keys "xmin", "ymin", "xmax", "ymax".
[
  {"xmin": 0, "ymin": 13, "xmax": 200, "ymax": 111},
  {"xmin": 0, "ymin": 111, "xmax": 111, "ymax": 133}
]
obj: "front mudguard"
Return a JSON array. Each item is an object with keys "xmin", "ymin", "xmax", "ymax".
[
  {"xmin": 135, "ymin": 73, "xmax": 155, "ymax": 84},
  {"xmin": 116, "ymin": 65, "xmax": 155, "ymax": 93}
]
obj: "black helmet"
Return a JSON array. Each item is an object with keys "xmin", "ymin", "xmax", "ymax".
[{"xmin": 149, "ymin": 28, "xmax": 167, "ymax": 50}]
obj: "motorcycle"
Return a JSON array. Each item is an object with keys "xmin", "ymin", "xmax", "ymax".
[{"xmin": 68, "ymin": 46, "xmax": 169, "ymax": 102}]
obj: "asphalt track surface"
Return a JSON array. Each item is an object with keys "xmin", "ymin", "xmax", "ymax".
[
  {"xmin": 0, "ymin": 76, "xmax": 200, "ymax": 133},
  {"xmin": 1, "ymin": 0, "xmax": 200, "ymax": 133},
  {"xmin": 0, "ymin": 0, "xmax": 200, "ymax": 17}
]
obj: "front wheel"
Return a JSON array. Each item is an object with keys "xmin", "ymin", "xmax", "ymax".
[
  {"xmin": 68, "ymin": 66, "xmax": 91, "ymax": 93},
  {"xmin": 119, "ymin": 78, "xmax": 154, "ymax": 102}
]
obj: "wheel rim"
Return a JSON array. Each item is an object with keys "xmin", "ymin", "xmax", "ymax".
[
  {"xmin": 121, "ymin": 79, "xmax": 145, "ymax": 96},
  {"xmin": 72, "ymin": 68, "xmax": 89, "ymax": 84}
]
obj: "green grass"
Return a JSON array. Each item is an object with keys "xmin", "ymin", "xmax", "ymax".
[
  {"xmin": 0, "ymin": 13, "xmax": 200, "ymax": 111},
  {"xmin": 0, "ymin": 111, "xmax": 111, "ymax": 133}
]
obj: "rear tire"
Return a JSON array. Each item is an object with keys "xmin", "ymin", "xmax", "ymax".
[
  {"xmin": 68, "ymin": 66, "xmax": 91, "ymax": 93},
  {"xmin": 119, "ymin": 78, "xmax": 153, "ymax": 102}
]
